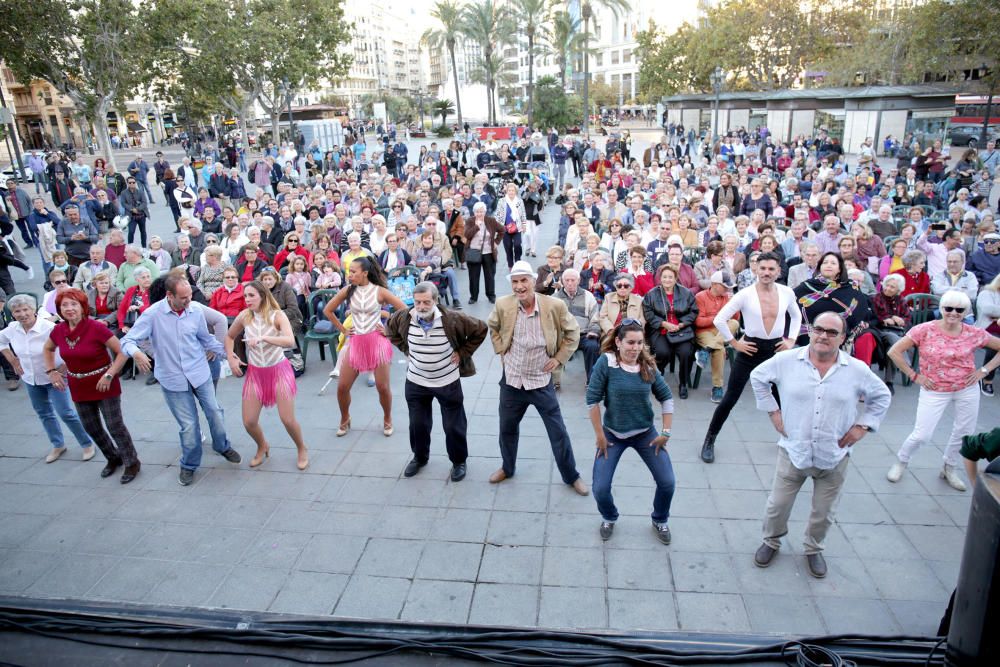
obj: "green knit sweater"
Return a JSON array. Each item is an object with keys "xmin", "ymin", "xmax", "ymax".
[{"xmin": 586, "ymin": 353, "xmax": 673, "ymax": 433}]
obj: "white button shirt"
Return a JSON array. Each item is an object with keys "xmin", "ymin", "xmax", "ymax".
[
  {"xmin": 0, "ymin": 318, "xmax": 62, "ymax": 386},
  {"xmin": 750, "ymin": 347, "xmax": 891, "ymax": 470}
]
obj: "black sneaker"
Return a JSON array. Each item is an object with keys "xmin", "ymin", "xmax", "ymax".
[
  {"xmin": 220, "ymin": 448, "xmax": 242, "ymax": 464},
  {"xmin": 178, "ymin": 468, "xmax": 195, "ymax": 486},
  {"xmin": 652, "ymin": 521, "xmax": 671, "ymax": 545},
  {"xmin": 452, "ymin": 301, "xmax": 462, "ymax": 310},
  {"xmin": 982, "ymin": 381, "xmax": 994, "ymax": 397}
]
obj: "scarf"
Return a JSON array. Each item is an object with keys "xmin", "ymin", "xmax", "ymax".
[{"xmin": 797, "ymin": 277, "xmax": 840, "ymax": 308}]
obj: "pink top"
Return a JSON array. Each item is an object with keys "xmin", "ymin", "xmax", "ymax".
[{"xmin": 906, "ymin": 321, "xmax": 990, "ymax": 392}]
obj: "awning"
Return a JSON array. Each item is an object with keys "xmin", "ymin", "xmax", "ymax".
[{"xmin": 126, "ymin": 121, "xmax": 148, "ymax": 132}]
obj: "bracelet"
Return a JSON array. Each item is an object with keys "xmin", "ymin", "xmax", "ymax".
[
  {"xmin": 45, "ymin": 369, "xmax": 57, "ymax": 374},
  {"xmin": 660, "ymin": 429, "xmax": 671, "ymax": 438}
]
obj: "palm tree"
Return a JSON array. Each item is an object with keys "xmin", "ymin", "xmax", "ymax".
[
  {"xmin": 511, "ymin": 0, "xmax": 549, "ymax": 127},
  {"xmin": 548, "ymin": 10, "xmax": 588, "ymax": 91},
  {"xmin": 432, "ymin": 98, "xmax": 456, "ymax": 126},
  {"xmin": 422, "ymin": 0, "xmax": 465, "ymax": 129},
  {"xmin": 462, "ymin": 0, "xmax": 513, "ymax": 125}
]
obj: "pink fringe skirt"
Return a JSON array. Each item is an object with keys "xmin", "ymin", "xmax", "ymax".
[
  {"xmin": 243, "ymin": 359, "xmax": 297, "ymax": 407},
  {"xmin": 348, "ymin": 331, "xmax": 392, "ymax": 372}
]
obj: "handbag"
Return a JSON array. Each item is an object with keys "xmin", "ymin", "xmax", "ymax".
[
  {"xmin": 503, "ymin": 204, "xmax": 518, "ymax": 235},
  {"xmin": 466, "ymin": 225, "xmax": 487, "ymax": 263}
]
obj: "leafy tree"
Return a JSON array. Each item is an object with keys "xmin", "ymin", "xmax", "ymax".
[
  {"xmin": 511, "ymin": 0, "xmax": 549, "ymax": 127},
  {"xmin": 432, "ymin": 99, "xmax": 456, "ymax": 126},
  {"xmin": 462, "ymin": 0, "xmax": 514, "ymax": 125},
  {"xmin": 533, "ymin": 75, "xmax": 582, "ymax": 131},
  {"xmin": 635, "ymin": 21, "xmax": 701, "ymax": 97},
  {"xmin": 2, "ymin": 0, "xmax": 154, "ymax": 168},
  {"xmin": 422, "ymin": 0, "xmax": 466, "ymax": 129}
]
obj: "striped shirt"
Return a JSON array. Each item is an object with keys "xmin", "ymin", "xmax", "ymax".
[
  {"xmin": 502, "ymin": 303, "xmax": 550, "ymax": 390},
  {"xmin": 406, "ymin": 308, "xmax": 459, "ymax": 387}
]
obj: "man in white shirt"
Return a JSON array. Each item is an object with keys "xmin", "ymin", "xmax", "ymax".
[
  {"xmin": 702, "ymin": 252, "xmax": 800, "ymax": 463},
  {"xmin": 749, "ymin": 312, "xmax": 890, "ymax": 578}
]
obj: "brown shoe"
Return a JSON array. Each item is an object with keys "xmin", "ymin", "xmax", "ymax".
[
  {"xmin": 754, "ymin": 543, "xmax": 777, "ymax": 568},
  {"xmin": 488, "ymin": 468, "xmax": 508, "ymax": 484},
  {"xmin": 806, "ymin": 553, "xmax": 827, "ymax": 578},
  {"xmin": 571, "ymin": 478, "xmax": 590, "ymax": 496}
]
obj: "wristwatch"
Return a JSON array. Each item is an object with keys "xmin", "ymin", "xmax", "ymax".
[
  {"xmin": 103, "ymin": 373, "xmax": 113, "ymax": 381},
  {"xmin": 660, "ymin": 429, "xmax": 672, "ymax": 438},
  {"xmin": 980, "ymin": 367, "xmax": 989, "ymax": 375},
  {"xmin": 856, "ymin": 424, "xmax": 872, "ymax": 432}
]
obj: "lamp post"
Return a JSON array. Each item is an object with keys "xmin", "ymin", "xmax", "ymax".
[
  {"xmin": 981, "ymin": 63, "xmax": 995, "ymax": 147},
  {"xmin": 709, "ymin": 66, "xmax": 723, "ymax": 144},
  {"xmin": 281, "ymin": 77, "xmax": 295, "ymax": 144},
  {"xmin": 582, "ymin": 2, "xmax": 593, "ymax": 137}
]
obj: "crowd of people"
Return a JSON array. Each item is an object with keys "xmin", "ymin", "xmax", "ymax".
[{"xmin": 1, "ymin": 122, "xmax": 1000, "ymax": 580}]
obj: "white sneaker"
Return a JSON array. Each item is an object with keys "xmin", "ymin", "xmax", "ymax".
[
  {"xmin": 886, "ymin": 460, "xmax": 906, "ymax": 483},
  {"xmin": 940, "ymin": 464, "xmax": 967, "ymax": 492},
  {"xmin": 329, "ymin": 368, "xmax": 340, "ymax": 378}
]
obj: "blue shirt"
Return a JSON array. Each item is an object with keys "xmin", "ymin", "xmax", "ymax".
[{"xmin": 121, "ymin": 300, "xmax": 225, "ymax": 392}]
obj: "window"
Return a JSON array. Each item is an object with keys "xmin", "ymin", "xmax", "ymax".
[
  {"xmin": 623, "ymin": 49, "xmax": 632, "ymax": 63},
  {"xmin": 594, "ymin": 53, "xmax": 603, "ymax": 68},
  {"xmin": 611, "ymin": 50, "xmax": 620, "ymax": 65}
]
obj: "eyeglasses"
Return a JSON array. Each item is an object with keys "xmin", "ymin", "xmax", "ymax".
[
  {"xmin": 942, "ymin": 306, "xmax": 966, "ymax": 314},
  {"xmin": 615, "ymin": 283, "xmax": 631, "ymax": 289},
  {"xmin": 810, "ymin": 325, "xmax": 843, "ymax": 338},
  {"xmin": 52, "ymin": 279, "xmax": 67, "ymax": 285}
]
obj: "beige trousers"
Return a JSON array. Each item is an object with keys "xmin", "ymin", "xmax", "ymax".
[
  {"xmin": 762, "ymin": 447, "xmax": 848, "ymax": 555},
  {"xmin": 695, "ymin": 320, "xmax": 739, "ymax": 387}
]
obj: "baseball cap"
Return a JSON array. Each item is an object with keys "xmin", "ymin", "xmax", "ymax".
[
  {"xmin": 984, "ymin": 233, "xmax": 1000, "ymax": 242},
  {"xmin": 710, "ymin": 270, "xmax": 735, "ymax": 289}
]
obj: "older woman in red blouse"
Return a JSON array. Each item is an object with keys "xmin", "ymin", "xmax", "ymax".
[
  {"xmin": 42, "ymin": 289, "xmax": 140, "ymax": 483},
  {"xmin": 890, "ymin": 249, "xmax": 930, "ymax": 297}
]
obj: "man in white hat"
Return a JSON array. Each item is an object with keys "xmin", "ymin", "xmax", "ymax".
[{"xmin": 486, "ymin": 260, "xmax": 589, "ymax": 495}]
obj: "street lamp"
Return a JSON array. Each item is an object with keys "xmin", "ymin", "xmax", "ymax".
[
  {"xmin": 582, "ymin": 2, "xmax": 593, "ymax": 137},
  {"xmin": 281, "ymin": 77, "xmax": 295, "ymax": 144},
  {"xmin": 709, "ymin": 66, "xmax": 723, "ymax": 143}
]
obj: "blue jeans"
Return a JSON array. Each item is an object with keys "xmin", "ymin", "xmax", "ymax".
[
  {"xmin": 25, "ymin": 382, "xmax": 93, "ymax": 449},
  {"xmin": 498, "ymin": 377, "xmax": 579, "ymax": 484},
  {"xmin": 592, "ymin": 426, "xmax": 676, "ymax": 524},
  {"xmin": 161, "ymin": 380, "xmax": 231, "ymax": 471},
  {"xmin": 442, "ymin": 266, "xmax": 460, "ymax": 301}
]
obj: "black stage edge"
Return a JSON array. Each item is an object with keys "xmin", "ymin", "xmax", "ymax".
[
  {"xmin": 0, "ymin": 597, "xmax": 947, "ymax": 666},
  {"xmin": 946, "ymin": 470, "xmax": 1000, "ymax": 666}
]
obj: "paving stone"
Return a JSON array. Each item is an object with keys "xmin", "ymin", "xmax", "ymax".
[
  {"xmin": 538, "ymin": 585, "xmax": 607, "ymax": 629},
  {"xmin": 145, "ymin": 562, "xmax": 231, "ymax": 607},
  {"xmin": 478, "ymin": 544, "xmax": 543, "ymax": 585},
  {"xmin": 816, "ymin": 597, "xmax": 901, "ymax": 635},
  {"xmin": 269, "ymin": 571, "xmax": 349, "ymax": 616},
  {"xmin": 607, "ymin": 589, "xmax": 679, "ymax": 631},
  {"xmin": 468, "ymin": 583, "xmax": 539, "ymax": 627},
  {"xmin": 208, "ymin": 565, "xmax": 287, "ymax": 611},
  {"xmin": 87, "ymin": 557, "xmax": 175, "ymax": 602},
  {"xmin": 671, "ymin": 551, "xmax": 741, "ymax": 594},
  {"xmin": 886, "ymin": 600, "xmax": 947, "ymax": 636},
  {"xmin": 675, "ymin": 592, "xmax": 751, "ymax": 633},
  {"xmin": 863, "ymin": 559, "xmax": 950, "ymax": 602},
  {"xmin": 487, "ymin": 510, "xmax": 547, "ymax": 546},
  {"xmin": 355, "ymin": 537, "xmax": 424, "ymax": 578},
  {"xmin": 541, "ymin": 546, "xmax": 605, "ymax": 588},
  {"xmin": 606, "ymin": 548, "xmax": 673, "ymax": 591},
  {"xmin": 429, "ymin": 508, "xmax": 490, "ymax": 543},
  {"xmin": 334, "ymin": 575, "xmax": 410, "ymax": 619},
  {"xmin": 0, "ymin": 550, "xmax": 64, "ymax": 593},
  {"xmin": 296, "ymin": 534, "xmax": 368, "ymax": 574},
  {"xmin": 742, "ymin": 594, "xmax": 826, "ymax": 635},
  {"xmin": 415, "ymin": 541, "xmax": 483, "ymax": 582},
  {"xmin": 401, "ymin": 579, "xmax": 474, "ymax": 624},
  {"xmin": 898, "ymin": 525, "xmax": 966, "ymax": 562}
]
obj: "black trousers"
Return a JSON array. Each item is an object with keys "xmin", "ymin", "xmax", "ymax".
[
  {"xmin": 502, "ymin": 232, "xmax": 522, "ymax": 268},
  {"xmin": 707, "ymin": 336, "xmax": 780, "ymax": 436},
  {"xmin": 405, "ymin": 378, "xmax": 468, "ymax": 465},
  {"xmin": 467, "ymin": 253, "xmax": 497, "ymax": 300},
  {"xmin": 75, "ymin": 396, "xmax": 140, "ymax": 467},
  {"xmin": 650, "ymin": 332, "xmax": 694, "ymax": 387}
]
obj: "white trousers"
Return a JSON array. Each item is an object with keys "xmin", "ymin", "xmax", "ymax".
[
  {"xmin": 523, "ymin": 220, "xmax": 538, "ymax": 254},
  {"xmin": 897, "ymin": 384, "xmax": 979, "ymax": 467}
]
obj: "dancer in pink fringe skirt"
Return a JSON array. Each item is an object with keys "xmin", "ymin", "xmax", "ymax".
[
  {"xmin": 323, "ymin": 257, "xmax": 406, "ymax": 437},
  {"xmin": 226, "ymin": 281, "xmax": 310, "ymax": 470}
]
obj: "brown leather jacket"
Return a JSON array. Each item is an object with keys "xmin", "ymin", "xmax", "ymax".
[{"xmin": 385, "ymin": 305, "xmax": 489, "ymax": 377}]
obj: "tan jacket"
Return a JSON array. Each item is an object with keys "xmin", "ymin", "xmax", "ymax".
[
  {"xmin": 487, "ymin": 293, "xmax": 579, "ymax": 367},
  {"xmin": 599, "ymin": 293, "xmax": 644, "ymax": 335}
]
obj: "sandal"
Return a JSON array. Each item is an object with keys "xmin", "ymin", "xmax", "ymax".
[
  {"xmin": 336, "ymin": 420, "xmax": 351, "ymax": 437},
  {"xmin": 383, "ymin": 422, "xmax": 394, "ymax": 437}
]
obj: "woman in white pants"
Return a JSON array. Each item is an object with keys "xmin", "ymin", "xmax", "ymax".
[{"xmin": 887, "ymin": 289, "xmax": 1000, "ymax": 491}]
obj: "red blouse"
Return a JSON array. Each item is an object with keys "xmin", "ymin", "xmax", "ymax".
[{"xmin": 49, "ymin": 318, "xmax": 120, "ymax": 402}]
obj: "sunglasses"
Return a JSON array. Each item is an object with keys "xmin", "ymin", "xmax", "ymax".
[
  {"xmin": 810, "ymin": 325, "xmax": 843, "ymax": 338},
  {"xmin": 52, "ymin": 279, "xmax": 67, "ymax": 285},
  {"xmin": 287, "ymin": 239, "xmax": 299, "ymax": 244},
  {"xmin": 620, "ymin": 318, "xmax": 641, "ymax": 326},
  {"xmin": 615, "ymin": 283, "xmax": 631, "ymax": 289},
  {"xmin": 942, "ymin": 306, "xmax": 966, "ymax": 314}
]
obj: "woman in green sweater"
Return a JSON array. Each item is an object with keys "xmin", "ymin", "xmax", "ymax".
[{"xmin": 586, "ymin": 319, "xmax": 676, "ymax": 544}]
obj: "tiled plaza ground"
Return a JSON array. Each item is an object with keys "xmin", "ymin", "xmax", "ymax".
[{"xmin": 0, "ymin": 138, "xmax": 991, "ymax": 637}]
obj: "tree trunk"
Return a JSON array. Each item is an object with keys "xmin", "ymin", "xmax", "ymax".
[
  {"xmin": 526, "ymin": 30, "xmax": 535, "ymax": 126},
  {"xmin": 94, "ymin": 101, "xmax": 117, "ymax": 171},
  {"xmin": 449, "ymin": 43, "xmax": 463, "ymax": 128}
]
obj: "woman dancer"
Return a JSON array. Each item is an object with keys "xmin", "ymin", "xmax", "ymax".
[
  {"xmin": 323, "ymin": 257, "xmax": 406, "ymax": 436},
  {"xmin": 225, "ymin": 281, "xmax": 309, "ymax": 470}
]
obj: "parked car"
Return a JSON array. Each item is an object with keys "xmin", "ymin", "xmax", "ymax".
[
  {"xmin": 948, "ymin": 125, "xmax": 998, "ymax": 148},
  {"xmin": 0, "ymin": 163, "xmax": 33, "ymax": 183}
]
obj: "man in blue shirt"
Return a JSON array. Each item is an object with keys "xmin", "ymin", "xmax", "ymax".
[{"xmin": 121, "ymin": 274, "xmax": 242, "ymax": 485}]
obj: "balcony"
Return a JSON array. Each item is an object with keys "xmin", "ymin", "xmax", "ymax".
[{"xmin": 17, "ymin": 102, "xmax": 41, "ymax": 116}]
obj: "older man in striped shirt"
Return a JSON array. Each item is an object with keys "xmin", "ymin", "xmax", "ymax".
[{"xmin": 386, "ymin": 281, "xmax": 488, "ymax": 482}]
